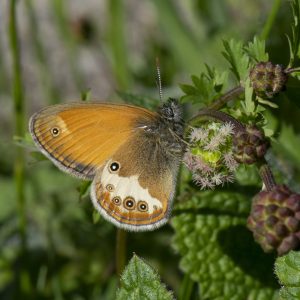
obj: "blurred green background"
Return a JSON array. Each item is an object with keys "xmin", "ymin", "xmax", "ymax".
[{"xmin": 0, "ymin": 0, "xmax": 298, "ymax": 299}]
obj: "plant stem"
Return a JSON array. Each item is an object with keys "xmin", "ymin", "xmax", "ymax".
[
  {"xmin": 108, "ymin": 0, "xmax": 131, "ymax": 89},
  {"xmin": 207, "ymin": 86, "xmax": 244, "ymax": 111},
  {"xmin": 178, "ymin": 273, "xmax": 194, "ymax": 300},
  {"xmin": 258, "ymin": 159, "xmax": 277, "ymax": 191},
  {"xmin": 9, "ymin": 0, "xmax": 27, "ymax": 251},
  {"xmin": 260, "ymin": 0, "xmax": 282, "ymax": 40},
  {"xmin": 9, "ymin": 0, "xmax": 32, "ymax": 297},
  {"xmin": 189, "ymin": 108, "xmax": 245, "ymax": 132},
  {"xmin": 116, "ymin": 228, "xmax": 127, "ymax": 276},
  {"xmin": 285, "ymin": 66, "xmax": 300, "ymax": 74}
]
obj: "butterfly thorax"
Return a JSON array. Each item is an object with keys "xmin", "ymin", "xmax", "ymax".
[{"xmin": 138, "ymin": 98, "xmax": 185, "ymax": 160}]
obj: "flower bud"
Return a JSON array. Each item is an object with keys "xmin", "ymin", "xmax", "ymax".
[
  {"xmin": 249, "ymin": 62, "xmax": 288, "ymax": 99},
  {"xmin": 247, "ymin": 185, "xmax": 300, "ymax": 256},
  {"xmin": 232, "ymin": 125, "xmax": 269, "ymax": 164}
]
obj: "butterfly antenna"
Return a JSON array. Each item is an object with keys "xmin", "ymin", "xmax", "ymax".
[{"xmin": 156, "ymin": 57, "xmax": 163, "ymax": 102}]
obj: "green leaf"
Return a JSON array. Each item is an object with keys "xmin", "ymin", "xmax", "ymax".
[
  {"xmin": 275, "ymin": 251, "xmax": 300, "ymax": 299},
  {"xmin": 180, "ymin": 68, "xmax": 228, "ymax": 106},
  {"xmin": 80, "ymin": 88, "xmax": 91, "ymax": 101},
  {"xmin": 172, "ymin": 190, "xmax": 279, "ymax": 300},
  {"xmin": 242, "ymin": 77, "xmax": 256, "ymax": 115},
  {"xmin": 29, "ymin": 151, "xmax": 48, "ymax": 162},
  {"xmin": 13, "ymin": 133, "xmax": 36, "ymax": 150},
  {"xmin": 92, "ymin": 209, "xmax": 101, "ymax": 224},
  {"xmin": 244, "ymin": 36, "xmax": 269, "ymax": 63},
  {"xmin": 77, "ymin": 181, "xmax": 91, "ymax": 201},
  {"xmin": 116, "ymin": 254, "xmax": 174, "ymax": 300},
  {"xmin": 222, "ymin": 39, "xmax": 249, "ymax": 82},
  {"xmin": 180, "ymin": 83, "xmax": 198, "ymax": 95}
]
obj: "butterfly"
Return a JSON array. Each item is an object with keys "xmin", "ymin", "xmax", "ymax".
[{"xmin": 29, "ymin": 98, "xmax": 185, "ymax": 231}]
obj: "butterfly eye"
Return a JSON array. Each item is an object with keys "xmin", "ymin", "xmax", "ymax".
[
  {"xmin": 109, "ymin": 161, "xmax": 120, "ymax": 173},
  {"xmin": 106, "ymin": 184, "xmax": 115, "ymax": 192},
  {"xmin": 50, "ymin": 127, "xmax": 60, "ymax": 137},
  {"xmin": 137, "ymin": 201, "xmax": 148, "ymax": 212},
  {"xmin": 112, "ymin": 196, "xmax": 121, "ymax": 206},
  {"xmin": 123, "ymin": 197, "xmax": 135, "ymax": 210}
]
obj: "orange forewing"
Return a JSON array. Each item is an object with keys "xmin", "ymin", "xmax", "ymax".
[{"xmin": 30, "ymin": 103, "xmax": 157, "ymax": 179}]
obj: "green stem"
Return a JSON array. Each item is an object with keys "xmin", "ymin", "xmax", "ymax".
[
  {"xmin": 285, "ymin": 66, "xmax": 300, "ymax": 74},
  {"xmin": 260, "ymin": 0, "xmax": 282, "ymax": 40},
  {"xmin": 9, "ymin": 0, "xmax": 26, "ymax": 251},
  {"xmin": 108, "ymin": 0, "xmax": 131, "ymax": 89},
  {"xmin": 178, "ymin": 273, "xmax": 194, "ymax": 300},
  {"xmin": 9, "ymin": 0, "xmax": 32, "ymax": 297},
  {"xmin": 116, "ymin": 228, "xmax": 127, "ymax": 276}
]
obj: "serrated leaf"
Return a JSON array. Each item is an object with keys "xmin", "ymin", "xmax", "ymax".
[
  {"xmin": 181, "ymin": 68, "xmax": 228, "ymax": 106},
  {"xmin": 172, "ymin": 190, "xmax": 279, "ymax": 300},
  {"xmin": 191, "ymin": 75, "xmax": 205, "ymax": 90},
  {"xmin": 244, "ymin": 36, "xmax": 269, "ymax": 63},
  {"xmin": 180, "ymin": 84, "xmax": 198, "ymax": 95},
  {"xmin": 116, "ymin": 254, "xmax": 174, "ymax": 300},
  {"xmin": 275, "ymin": 251, "xmax": 300, "ymax": 300},
  {"xmin": 242, "ymin": 77, "xmax": 256, "ymax": 115},
  {"xmin": 222, "ymin": 39, "xmax": 249, "ymax": 82}
]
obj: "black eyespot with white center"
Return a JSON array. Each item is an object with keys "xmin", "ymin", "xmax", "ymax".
[
  {"xmin": 50, "ymin": 127, "xmax": 60, "ymax": 137},
  {"xmin": 106, "ymin": 184, "xmax": 114, "ymax": 192},
  {"xmin": 137, "ymin": 201, "xmax": 148, "ymax": 212},
  {"xmin": 112, "ymin": 196, "xmax": 121, "ymax": 206},
  {"xmin": 109, "ymin": 161, "xmax": 120, "ymax": 173},
  {"xmin": 124, "ymin": 197, "xmax": 135, "ymax": 210}
]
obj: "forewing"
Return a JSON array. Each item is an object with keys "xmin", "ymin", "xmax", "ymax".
[{"xmin": 29, "ymin": 103, "xmax": 156, "ymax": 179}]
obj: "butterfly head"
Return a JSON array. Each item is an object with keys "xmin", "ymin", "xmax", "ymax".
[{"xmin": 159, "ymin": 98, "xmax": 182, "ymax": 123}]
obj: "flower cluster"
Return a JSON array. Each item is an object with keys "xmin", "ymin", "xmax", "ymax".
[{"xmin": 184, "ymin": 122, "xmax": 238, "ymax": 189}]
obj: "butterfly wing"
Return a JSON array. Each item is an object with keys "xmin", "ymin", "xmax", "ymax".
[
  {"xmin": 29, "ymin": 103, "xmax": 156, "ymax": 179},
  {"xmin": 91, "ymin": 129, "xmax": 180, "ymax": 231},
  {"xmin": 30, "ymin": 102, "xmax": 181, "ymax": 231}
]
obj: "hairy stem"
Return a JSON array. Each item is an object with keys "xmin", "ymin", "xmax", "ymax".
[
  {"xmin": 207, "ymin": 85, "xmax": 245, "ymax": 110},
  {"xmin": 116, "ymin": 228, "xmax": 127, "ymax": 276},
  {"xmin": 285, "ymin": 66, "xmax": 300, "ymax": 74},
  {"xmin": 189, "ymin": 108, "xmax": 245, "ymax": 133},
  {"xmin": 258, "ymin": 159, "xmax": 277, "ymax": 191}
]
